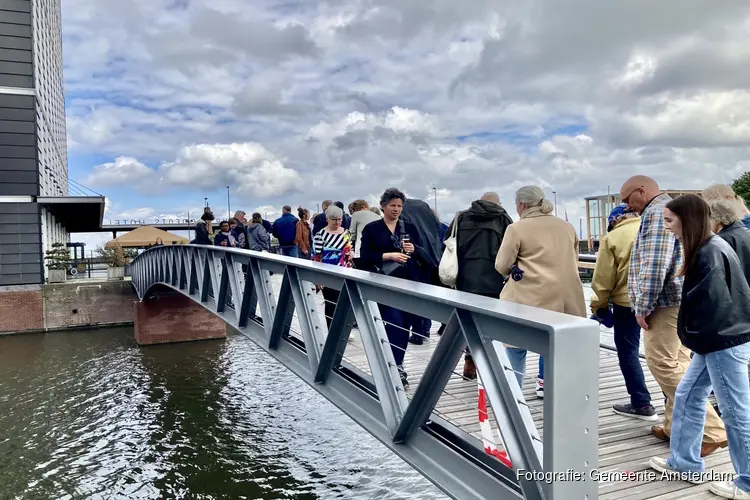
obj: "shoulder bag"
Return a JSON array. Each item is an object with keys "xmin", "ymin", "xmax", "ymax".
[{"xmin": 439, "ymin": 211, "xmax": 461, "ymax": 286}]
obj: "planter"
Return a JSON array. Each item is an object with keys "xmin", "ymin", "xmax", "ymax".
[
  {"xmin": 107, "ymin": 267, "xmax": 125, "ymax": 280},
  {"xmin": 48, "ymin": 269, "xmax": 66, "ymax": 283}
]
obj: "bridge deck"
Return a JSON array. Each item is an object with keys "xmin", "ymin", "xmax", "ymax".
[{"xmin": 267, "ymin": 279, "xmax": 734, "ymax": 500}]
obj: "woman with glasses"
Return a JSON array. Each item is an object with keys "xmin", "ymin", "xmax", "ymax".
[
  {"xmin": 313, "ymin": 205, "xmax": 352, "ymax": 329},
  {"xmin": 358, "ymin": 187, "xmax": 431, "ymax": 386}
]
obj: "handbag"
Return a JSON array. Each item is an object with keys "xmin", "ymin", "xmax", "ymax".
[{"xmin": 438, "ymin": 211, "xmax": 460, "ymax": 286}]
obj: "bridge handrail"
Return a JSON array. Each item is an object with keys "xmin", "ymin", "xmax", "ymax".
[{"xmin": 130, "ymin": 244, "xmax": 600, "ymax": 500}]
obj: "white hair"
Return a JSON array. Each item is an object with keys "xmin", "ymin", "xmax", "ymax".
[
  {"xmin": 515, "ymin": 186, "xmax": 554, "ymax": 214},
  {"xmin": 325, "ymin": 205, "xmax": 343, "ymax": 219},
  {"xmin": 702, "ymin": 184, "xmax": 748, "ymax": 216},
  {"xmin": 709, "ymin": 198, "xmax": 740, "ymax": 227}
]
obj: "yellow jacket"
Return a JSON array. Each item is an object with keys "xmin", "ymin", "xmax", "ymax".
[{"xmin": 590, "ymin": 216, "xmax": 641, "ymax": 311}]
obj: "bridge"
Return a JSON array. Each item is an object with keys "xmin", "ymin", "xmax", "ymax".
[{"xmin": 129, "ymin": 245, "xmax": 735, "ymax": 500}]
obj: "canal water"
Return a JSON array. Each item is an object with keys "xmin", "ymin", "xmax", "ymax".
[{"xmin": 0, "ymin": 328, "xmax": 445, "ymax": 500}]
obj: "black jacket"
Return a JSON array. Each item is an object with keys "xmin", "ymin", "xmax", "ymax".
[
  {"xmin": 447, "ymin": 200, "xmax": 513, "ymax": 295},
  {"xmin": 312, "ymin": 213, "xmax": 327, "ymax": 238},
  {"xmin": 400, "ymin": 199, "xmax": 442, "ymax": 270},
  {"xmin": 717, "ymin": 221, "xmax": 750, "ymax": 284},
  {"xmin": 678, "ymin": 236, "xmax": 750, "ymax": 354},
  {"xmin": 359, "ymin": 219, "xmax": 432, "ymax": 283}
]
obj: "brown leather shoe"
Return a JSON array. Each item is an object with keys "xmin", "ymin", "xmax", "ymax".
[
  {"xmin": 652, "ymin": 425, "xmax": 670, "ymax": 442},
  {"xmin": 700, "ymin": 440, "xmax": 729, "ymax": 458},
  {"xmin": 463, "ymin": 357, "xmax": 477, "ymax": 380}
]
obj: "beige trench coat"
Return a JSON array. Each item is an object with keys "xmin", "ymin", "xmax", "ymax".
[{"xmin": 495, "ymin": 211, "xmax": 586, "ymax": 317}]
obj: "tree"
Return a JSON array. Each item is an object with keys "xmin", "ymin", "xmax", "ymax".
[
  {"xmin": 45, "ymin": 242, "xmax": 70, "ymax": 270},
  {"xmin": 98, "ymin": 243, "xmax": 127, "ymax": 268},
  {"xmin": 732, "ymin": 171, "xmax": 750, "ymax": 207}
]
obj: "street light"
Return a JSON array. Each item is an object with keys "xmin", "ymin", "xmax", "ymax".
[
  {"xmin": 552, "ymin": 191, "xmax": 558, "ymax": 217},
  {"xmin": 226, "ymin": 186, "xmax": 231, "ymax": 221},
  {"xmin": 432, "ymin": 186, "xmax": 438, "ymax": 213}
]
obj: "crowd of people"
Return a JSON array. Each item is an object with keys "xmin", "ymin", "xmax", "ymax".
[{"xmin": 190, "ymin": 177, "xmax": 750, "ymax": 498}]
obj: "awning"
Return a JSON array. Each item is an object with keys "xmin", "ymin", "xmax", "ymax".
[
  {"xmin": 37, "ymin": 196, "xmax": 106, "ymax": 233},
  {"xmin": 107, "ymin": 226, "xmax": 189, "ymax": 248}
]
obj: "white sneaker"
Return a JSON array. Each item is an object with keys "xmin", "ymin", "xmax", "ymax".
[
  {"xmin": 648, "ymin": 457, "xmax": 706, "ymax": 485},
  {"xmin": 710, "ymin": 481, "xmax": 750, "ymax": 499},
  {"xmin": 535, "ymin": 379, "xmax": 544, "ymax": 399}
]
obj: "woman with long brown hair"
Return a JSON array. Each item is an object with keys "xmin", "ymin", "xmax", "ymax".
[
  {"xmin": 649, "ymin": 194, "xmax": 750, "ymax": 499},
  {"xmin": 295, "ymin": 207, "xmax": 312, "ymax": 259}
]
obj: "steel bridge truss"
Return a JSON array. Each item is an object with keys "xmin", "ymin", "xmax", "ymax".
[{"xmin": 130, "ymin": 245, "xmax": 600, "ymax": 500}]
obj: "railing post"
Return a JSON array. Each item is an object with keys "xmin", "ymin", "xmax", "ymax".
[{"xmin": 544, "ymin": 323, "xmax": 599, "ymax": 499}]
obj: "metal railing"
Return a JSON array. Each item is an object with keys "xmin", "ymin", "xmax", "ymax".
[{"xmin": 130, "ymin": 245, "xmax": 600, "ymax": 500}]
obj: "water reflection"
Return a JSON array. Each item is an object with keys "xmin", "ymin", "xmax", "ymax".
[{"xmin": 0, "ymin": 328, "xmax": 444, "ymax": 499}]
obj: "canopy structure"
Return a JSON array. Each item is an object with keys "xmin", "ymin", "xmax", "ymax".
[{"xmin": 107, "ymin": 226, "xmax": 189, "ymax": 248}]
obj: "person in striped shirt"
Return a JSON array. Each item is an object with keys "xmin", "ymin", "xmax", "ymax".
[
  {"xmin": 313, "ymin": 204, "xmax": 352, "ymax": 329},
  {"xmin": 621, "ymin": 176, "xmax": 726, "ymax": 456}
]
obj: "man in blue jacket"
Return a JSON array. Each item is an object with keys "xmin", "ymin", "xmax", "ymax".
[{"xmin": 272, "ymin": 205, "xmax": 299, "ymax": 257}]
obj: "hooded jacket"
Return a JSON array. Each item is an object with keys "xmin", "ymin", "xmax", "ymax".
[
  {"xmin": 448, "ymin": 200, "xmax": 514, "ymax": 295},
  {"xmin": 247, "ymin": 223, "xmax": 270, "ymax": 251},
  {"xmin": 400, "ymin": 198, "xmax": 442, "ymax": 271},
  {"xmin": 590, "ymin": 216, "xmax": 641, "ymax": 310},
  {"xmin": 678, "ymin": 236, "xmax": 750, "ymax": 354}
]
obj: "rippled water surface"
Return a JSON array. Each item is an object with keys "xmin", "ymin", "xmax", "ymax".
[{"xmin": 0, "ymin": 328, "xmax": 445, "ymax": 499}]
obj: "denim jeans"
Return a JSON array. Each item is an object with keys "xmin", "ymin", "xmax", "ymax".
[
  {"xmin": 667, "ymin": 342, "xmax": 750, "ymax": 492},
  {"xmin": 279, "ymin": 245, "xmax": 299, "ymax": 258},
  {"xmin": 505, "ymin": 347, "xmax": 544, "ymax": 388},
  {"xmin": 378, "ymin": 304, "xmax": 410, "ymax": 366},
  {"xmin": 613, "ymin": 304, "xmax": 652, "ymax": 408}
]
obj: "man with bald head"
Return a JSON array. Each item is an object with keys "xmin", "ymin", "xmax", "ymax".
[
  {"xmin": 442, "ymin": 191, "xmax": 514, "ymax": 379},
  {"xmin": 621, "ymin": 176, "xmax": 726, "ymax": 454}
]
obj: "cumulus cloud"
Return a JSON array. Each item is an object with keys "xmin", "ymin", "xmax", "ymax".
[
  {"xmin": 86, "ymin": 142, "xmax": 301, "ymax": 198},
  {"xmin": 161, "ymin": 142, "xmax": 301, "ymax": 197},
  {"xmin": 64, "ymin": 0, "xmax": 750, "ymax": 233},
  {"xmin": 85, "ymin": 157, "xmax": 156, "ymax": 188}
]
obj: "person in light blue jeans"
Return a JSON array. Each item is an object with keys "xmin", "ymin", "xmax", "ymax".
[
  {"xmin": 649, "ymin": 194, "xmax": 750, "ymax": 499},
  {"xmin": 505, "ymin": 347, "xmax": 544, "ymax": 397}
]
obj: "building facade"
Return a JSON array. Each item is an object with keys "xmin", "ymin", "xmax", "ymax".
[{"xmin": 0, "ymin": 0, "xmax": 71, "ymax": 285}]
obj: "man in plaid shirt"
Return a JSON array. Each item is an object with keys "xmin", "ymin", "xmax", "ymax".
[{"xmin": 621, "ymin": 176, "xmax": 726, "ymax": 456}]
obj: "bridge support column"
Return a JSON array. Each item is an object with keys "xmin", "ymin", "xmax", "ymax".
[{"xmin": 135, "ymin": 293, "xmax": 227, "ymax": 346}]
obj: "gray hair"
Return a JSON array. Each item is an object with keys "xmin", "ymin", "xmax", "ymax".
[
  {"xmin": 709, "ymin": 198, "xmax": 740, "ymax": 227},
  {"xmin": 325, "ymin": 205, "xmax": 344, "ymax": 220},
  {"xmin": 515, "ymin": 186, "xmax": 554, "ymax": 214},
  {"xmin": 481, "ymin": 192, "xmax": 500, "ymax": 204}
]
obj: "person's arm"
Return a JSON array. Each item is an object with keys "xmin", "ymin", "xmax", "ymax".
[
  {"xmin": 312, "ymin": 233, "xmax": 323, "ymax": 261},
  {"xmin": 350, "ymin": 215, "xmax": 360, "ymax": 249},
  {"xmin": 632, "ymin": 212, "xmax": 675, "ymax": 319},
  {"xmin": 295, "ymin": 223, "xmax": 307, "ymax": 253},
  {"xmin": 359, "ymin": 223, "xmax": 385, "ymax": 266},
  {"xmin": 682, "ymin": 258, "xmax": 732, "ymax": 338},
  {"xmin": 590, "ymin": 234, "xmax": 616, "ymax": 312},
  {"xmin": 272, "ymin": 221, "xmax": 279, "ymax": 239},
  {"xmin": 258, "ymin": 226, "xmax": 270, "ymax": 249},
  {"xmin": 495, "ymin": 225, "xmax": 520, "ymax": 276}
]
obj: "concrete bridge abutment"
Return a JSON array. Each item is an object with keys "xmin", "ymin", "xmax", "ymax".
[{"xmin": 134, "ymin": 293, "xmax": 227, "ymax": 346}]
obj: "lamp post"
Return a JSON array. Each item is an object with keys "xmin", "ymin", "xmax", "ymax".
[
  {"xmin": 553, "ymin": 190, "xmax": 558, "ymax": 217},
  {"xmin": 432, "ymin": 186, "xmax": 438, "ymax": 213},
  {"xmin": 226, "ymin": 186, "xmax": 231, "ymax": 221}
]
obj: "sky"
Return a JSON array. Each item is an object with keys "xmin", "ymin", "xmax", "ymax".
[{"xmin": 64, "ymin": 0, "xmax": 750, "ymax": 248}]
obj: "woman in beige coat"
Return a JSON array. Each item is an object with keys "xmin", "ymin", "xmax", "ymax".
[{"xmin": 495, "ymin": 186, "xmax": 586, "ymax": 396}]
